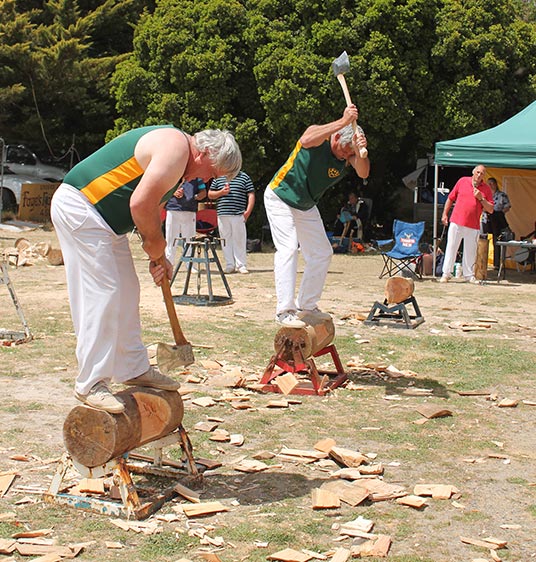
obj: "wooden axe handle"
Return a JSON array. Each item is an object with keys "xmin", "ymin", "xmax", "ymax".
[
  {"xmin": 336, "ymin": 74, "xmax": 368, "ymax": 159},
  {"xmin": 157, "ymin": 256, "xmax": 189, "ymax": 346}
]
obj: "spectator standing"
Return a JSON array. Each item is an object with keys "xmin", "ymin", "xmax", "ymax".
[
  {"xmin": 440, "ymin": 164, "xmax": 494, "ymax": 283},
  {"xmin": 208, "ymin": 171, "xmax": 255, "ymax": 274},
  {"xmin": 164, "ymin": 178, "xmax": 206, "ymax": 266}
]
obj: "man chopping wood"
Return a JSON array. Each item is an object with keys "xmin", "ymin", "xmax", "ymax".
[
  {"xmin": 51, "ymin": 126, "xmax": 242, "ymax": 413},
  {"xmin": 264, "ymin": 105, "xmax": 370, "ymax": 328}
]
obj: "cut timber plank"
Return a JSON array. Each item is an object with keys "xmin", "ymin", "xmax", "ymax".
[
  {"xmin": 182, "ymin": 501, "xmax": 229, "ymax": 518},
  {"xmin": 311, "ymin": 488, "xmax": 341, "ymax": 509}
]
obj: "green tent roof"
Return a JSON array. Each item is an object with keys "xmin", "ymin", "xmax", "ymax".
[{"xmin": 435, "ymin": 101, "xmax": 536, "ymax": 169}]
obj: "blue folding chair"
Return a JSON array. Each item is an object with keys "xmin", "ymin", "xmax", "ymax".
[{"xmin": 377, "ymin": 220, "xmax": 425, "ymax": 279}]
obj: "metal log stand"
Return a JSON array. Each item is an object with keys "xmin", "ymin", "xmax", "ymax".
[
  {"xmin": 0, "ymin": 261, "xmax": 32, "ymax": 344},
  {"xmin": 45, "ymin": 426, "xmax": 213, "ymax": 520},
  {"xmin": 260, "ymin": 316, "xmax": 347, "ymax": 396}
]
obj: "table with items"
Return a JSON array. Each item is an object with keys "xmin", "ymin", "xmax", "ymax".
[{"xmin": 496, "ymin": 240, "xmax": 536, "ymax": 281}]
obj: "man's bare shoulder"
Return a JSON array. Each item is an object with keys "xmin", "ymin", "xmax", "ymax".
[{"xmin": 135, "ymin": 127, "xmax": 189, "ymax": 168}]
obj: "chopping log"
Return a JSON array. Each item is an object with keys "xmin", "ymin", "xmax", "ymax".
[
  {"xmin": 475, "ymin": 237, "xmax": 489, "ymax": 280},
  {"xmin": 384, "ymin": 277, "xmax": 414, "ymax": 304},
  {"xmin": 63, "ymin": 387, "xmax": 184, "ymax": 468},
  {"xmin": 274, "ymin": 316, "xmax": 335, "ymax": 362}
]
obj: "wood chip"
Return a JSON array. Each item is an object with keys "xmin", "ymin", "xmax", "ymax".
[
  {"xmin": 329, "ymin": 446, "xmax": 367, "ymax": 468},
  {"xmin": 416, "ymin": 404, "xmax": 453, "ymax": 419},
  {"xmin": 194, "ymin": 421, "xmax": 219, "ymax": 432},
  {"xmin": 350, "ymin": 534, "xmax": 392, "ymax": 558},
  {"xmin": 311, "ymin": 488, "xmax": 341, "ymax": 509},
  {"xmin": 182, "ymin": 501, "xmax": 229, "ymax": 518},
  {"xmin": 314, "ymin": 438, "xmax": 336, "ymax": 453},
  {"xmin": 396, "ymin": 495, "xmax": 428, "ymax": 508},
  {"xmin": 105, "ymin": 541, "xmax": 123, "ymax": 549},
  {"xmin": 497, "ymin": 399, "xmax": 518, "ymax": 408},
  {"xmin": 275, "ymin": 373, "xmax": 299, "ymax": 395},
  {"xmin": 320, "ymin": 481, "xmax": 370, "ymax": 507},
  {"xmin": 413, "ymin": 484, "xmax": 458, "ymax": 499},
  {"xmin": 267, "ymin": 548, "xmax": 313, "ymax": 562},
  {"xmin": 267, "ymin": 399, "xmax": 289, "ymax": 408},
  {"xmin": 460, "ymin": 536, "xmax": 505, "ymax": 550},
  {"xmin": 173, "ymin": 482, "xmax": 200, "ymax": 503},
  {"xmin": 329, "ymin": 547, "xmax": 351, "ymax": 562},
  {"xmin": 12, "ymin": 529, "xmax": 53, "ymax": 539},
  {"xmin": 0, "ymin": 474, "xmax": 17, "ymax": 497},
  {"xmin": 209, "ymin": 429, "xmax": 230, "ymax": 442},
  {"xmin": 192, "ymin": 396, "xmax": 217, "ymax": 407},
  {"xmin": 0, "ymin": 539, "xmax": 16, "ymax": 554}
]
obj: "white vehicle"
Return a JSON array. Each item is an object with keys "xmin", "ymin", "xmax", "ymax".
[
  {"xmin": 4, "ymin": 144, "xmax": 67, "ymax": 182},
  {"xmin": 0, "ymin": 165, "xmax": 52, "ymax": 212}
]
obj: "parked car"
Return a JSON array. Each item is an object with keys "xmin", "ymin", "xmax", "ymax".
[
  {"xmin": 0, "ymin": 165, "xmax": 52, "ymax": 212},
  {"xmin": 3, "ymin": 144, "xmax": 67, "ymax": 182}
]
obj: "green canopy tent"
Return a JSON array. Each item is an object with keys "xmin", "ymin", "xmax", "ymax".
[{"xmin": 432, "ymin": 101, "xmax": 536, "ymax": 273}]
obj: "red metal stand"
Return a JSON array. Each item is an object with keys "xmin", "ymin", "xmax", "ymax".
[{"xmin": 259, "ymin": 343, "xmax": 347, "ymax": 396}]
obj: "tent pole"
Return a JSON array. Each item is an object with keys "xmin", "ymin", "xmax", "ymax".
[{"xmin": 432, "ymin": 164, "xmax": 439, "ymax": 278}]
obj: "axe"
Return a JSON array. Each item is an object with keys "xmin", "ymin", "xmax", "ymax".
[{"xmin": 331, "ymin": 51, "xmax": 368, "ymax": 159}]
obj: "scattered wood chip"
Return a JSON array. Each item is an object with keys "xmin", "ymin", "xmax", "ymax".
[
  {"xmin": 267, "ymin": 399, "xmax": 289, "ymax": 408},
  {"xmin": 199, "ymin": 553, "xmax": 223, "ymax": 562},
  {"xmin": 413, "ymin": 484, "xmax": 458, "ymax": 499},
  {"xmin": 230, "ymin": 434, "xmax": 244, "ymax": 446},
  {"xmin": 182, "ymin": 501, "xmax": 229, "ymax": 518},
  {"xmin": 267, "ymin": 548, "xmax": 313, "ymax": 562},
  {"xmin": 233, "ymin": 459, "xmax": 275, "ymax": 473},
  {"xmin": 200, "ymin": 360, "xmax": 222, "ymax": 370},
  {"xmin": 329, "ymin": 447, "xmax": 368, "ymax": 468},
  {"xmin": 173, "ymin": 482, "xmax": 200, "ymax": 503},
  {"xmin": 105, "ymin": 541, "xmax": 123, "ymax": 549},
  {"xmin": 395, "ymin": 495, "xmax": 428, "ymax": 509},
  {"xmin": 0, "ymin": 539, "xmax": 16, "ymax": 554},
  {"xmin": 457, "ymin": 389, "xmax": 491, "ymax": 396},
  {"xmin": 339, "ymin": 516, "xmax": 374, "ymax": 535},
  {"xmin": 12, "ymin": 529, "xmax": 53, "ymax": 539},
  {"xmin": 209, "ymin": 429, "xmax": 230, "ymax": 442},
  {"xmin": 311, "ymin": 488, "xmax": 341, "ymax": 509},
  {"xmin": 497, "ymin": 399, "xmax": 518, "ymax": 408},
  {"xmin": 329, "ymin": 547, "xmax": 351, "ymax": 562},
  {"xmin": 416, "ymin": 404, "xmax": 453, "ymax": 419},
  {"xmin": 194, "ymin": 421, "xmax": 219, "ymax": 432},
  {"xmin": 0, "ymin": 474, "xmax": 17, "ymax": 497},
  {"xmin": 192, "ymin": 396, "xmax": 217, "ymax": 407},
  {"xmin": 314, "ymin": 438, "xmax": 336, "ymax": 453},
  {"xmin": 275, "ymin": 373, "xmax": 299, "ymax": 395},
  {"xmin": 460, "ymin": 536, "xmax": 505, "ymax": 550},
  {"xmin": 320, "ymin": 481, "xmax": 370, "ymax": 507},
  {"xmin": 355, "ymin": 478, "xmax": 406, "ymax": 501},
  {"xmin": 350, "ymin": 534, "xmax": 392, "ymax": 558},
  {"xmin": 522, "ymin": 399, "xmax": 536, "ymax": 406}
]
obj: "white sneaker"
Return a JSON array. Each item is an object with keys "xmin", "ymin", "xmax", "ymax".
[
  {"xmin": 468, "ymin": 276, "xmax": 480, "ymax": 284},
  {"xmin": 275, "ymin": 311, "xmax": 306, "ymax": 328},
  {"xmin": 439, "ymin": 275, "xmax": 450, "ymax": 283},
  {"xmin": 298, "ymin": 308, "xmax": 331, "ymax": 320},
  {"xmin": 75, "ymin": 381, "xmax": 125, "ymax": 414},
  {"xmin": 238, "ymin": 266, "xmax": 249, "ymax": 274},
  {"xmin": 224, "ymin": 266, "xmax": 235, "ymax": 274}
]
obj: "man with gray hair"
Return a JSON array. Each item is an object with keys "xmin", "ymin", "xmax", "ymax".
[
  {"xmin": 51, "ymin": 126, "xmax": 241, "ymax": 412},
  {"xmin": 264, "ymin": 105, "xmax": 370, "ymax": 328}
]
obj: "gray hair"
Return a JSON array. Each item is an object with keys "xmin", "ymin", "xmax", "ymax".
[
  {"xmin": 194, "ymin": 129, "xmax": 242, "ymax": 180},
  {"xmin": 336, "ymin": 124, "xmax": 364, "ymax": 147}
]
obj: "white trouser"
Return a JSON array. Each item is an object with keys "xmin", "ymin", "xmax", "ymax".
[
  {"xmin": 217, "ymin": 214, "xmax": 247, "ymax": 270},
  {"xmin": 264, "ymin": 187, "xmax": 333, "ymax": 314},
  {"xmin": 165, "ymin": 210, "xmax": 196, "ymax": 266},
  {"xmin": 442, "ymin": 222, "xmax": 479, "ymax": 279},
  {"xmin": 51, "ymin": 184, "xmax": 150, "ymax": 395}
]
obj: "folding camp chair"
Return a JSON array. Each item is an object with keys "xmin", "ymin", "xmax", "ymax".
[{"xmin": 378, "ymin": 220, "xmax": 425, "ymax": 279}]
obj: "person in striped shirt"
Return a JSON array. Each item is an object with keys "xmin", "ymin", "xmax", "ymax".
[
  {"xmin": 208, "ymin": 171, "xmax": 255, "ymax": 274},
  {"xmin": 51, "ymin": 126, "xmax": 241, "ymax": 413},
  {"xmin": 264, "ymin": 105, "xmax": 370, "ymax": 328}
]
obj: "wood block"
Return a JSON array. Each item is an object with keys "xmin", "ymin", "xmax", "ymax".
[
  {"xmin": 182, "ymin": 501, "xmax": 229, "ymax": 518},
  {"xmin": 275, "ymin": 373, "xmax": 299, "ymax": 395},
  {"xmin": 321, "ymin": 481, "xmax": 370, "ymax": 507},
  {"xmin": 46, "ymin": 248, "xmax": 63, "ymax": 266},
  {"xmin": 311, "ymin": 488, "xmax": 340, "ymax": 509},
  {"xmin": 267, "ymin": 548, "xmax": 313, "ymax": 562},
  {"xmin": 385, "ymin": 277, "xmax": 414, "ymax": 304},
  {"xmin": 78, "ymin": 478, "xmax": 105, "ymax": 494},
  {"xmin": 416, "ymin": 404, "xmax": 453, "ymax": 419}
]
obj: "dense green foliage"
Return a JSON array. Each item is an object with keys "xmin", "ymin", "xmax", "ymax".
[{"xmin": 1, "ymin": 0, "xmax": 535, "ymax": 226}]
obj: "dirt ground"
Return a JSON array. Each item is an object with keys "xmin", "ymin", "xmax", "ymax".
[{"xmin": 0, "ymin": 221, "xmax": 535, "ymax": 562}]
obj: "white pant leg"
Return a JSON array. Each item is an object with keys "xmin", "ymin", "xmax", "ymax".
[
  {"xmin": 229, "ymin": 214, "xmax": 248, "ymax": 269},
  {"xmin": 294, "ymin": 206, "xmax": 333, "ymax": 311},
  {"xmin": 218, "ymin": 215, "xmax": 236, "ymax": 270},
  {"xmin": 442, "ymin": 222, "xmax": 464, "ymax": 277},
  {"xmin": 165, "ymin": 210, "xmax": 196, "ymax": 265},
  {"xmin": 264, "ymin": 188, "xmax": 299, "ymax": 314},
  {"xmin": 51, "ymin": 184, "xmax": 149, "ymax": 395},
  {"xmin": 461, "ymin": 226, "xmax": 479, "ymax": 279}
]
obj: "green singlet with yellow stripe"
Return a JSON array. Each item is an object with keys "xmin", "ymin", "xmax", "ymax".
[
  {"xmin": 64, "ymin": 125, "xmax": 179, "ymax": 234},
  {"xmin": 268, "ymin": 139, "xmax": 349, "ymax": 211}
]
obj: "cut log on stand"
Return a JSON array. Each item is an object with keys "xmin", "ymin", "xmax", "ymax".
[
  {"xmin": 274, "ymin": 316, "xmax": 335, "ymax": 361},
  {"xmin": 384, "ymin": 277, "xmax": 414, "ymax": 304},
  {"xmin": 63, "ymin": 387, "xmax": 184, "ymax": 467}
]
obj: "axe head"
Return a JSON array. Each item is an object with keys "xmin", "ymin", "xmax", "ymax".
[{"xmin": 331, "ymin": 51, "xmax": 350, "ymax": 76}]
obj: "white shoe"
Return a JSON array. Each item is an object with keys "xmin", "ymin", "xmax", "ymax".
[
  {"xmin": 439, "ymin": 275, "xmax": 450, "ymax": 283},
  {"xmin": 224, "ymin": 266, "xmax": 235, "ymax": 274},
  {"xmin": 238, "ymin": 266, "xmax": 249, "ymax": 274},
  {"xmin": 468, "ymin": 276, "xmax": 480, "ymax": 284},
  {"xmin": 298, "ymin": 308, "xmax": 331, "ymax": 320},
  {"xmin": 276, "ymin": 311, "xmax": 306, "ymax": 328},
  {"xmin": 75, "ymin": 381, "xmax": 125, "ymax": 414}
]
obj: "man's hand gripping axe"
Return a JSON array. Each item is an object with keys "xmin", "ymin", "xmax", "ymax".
[{"xmin": 331, "ymin": 51, "xmax": 368, "ymax": 159}]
